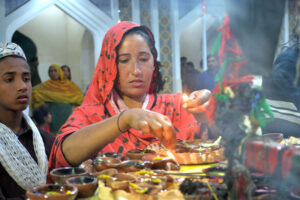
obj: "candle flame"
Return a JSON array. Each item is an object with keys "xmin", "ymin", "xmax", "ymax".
[{"xmin": 182, "ymin": 93, "xmax": 189, "ymax": 102}]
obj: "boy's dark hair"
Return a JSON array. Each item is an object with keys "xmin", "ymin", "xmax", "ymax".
[{"xmin": 32, "ymin": 105, "xmax": 50, "ymax": 125}]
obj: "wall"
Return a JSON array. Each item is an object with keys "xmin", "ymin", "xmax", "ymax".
[
  {"xmin": 180, "ymin": 15, "xmax": 217, "ymax": 71},
  {"xmin": 18, "ymin": 5, "xmax": 85, "ymax": 90}
]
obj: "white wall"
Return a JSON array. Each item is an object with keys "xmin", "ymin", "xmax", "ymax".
[
  {"xmin": 81, "ymin": 29, "xmax": 95, "ymax": 91},
  {"xmin": 180, "ymin": 15, "xmax": 215, "ymax": 71},
  {"xmin": 18, "ymin": 6, "xmax": 85, "ymax": 90}
]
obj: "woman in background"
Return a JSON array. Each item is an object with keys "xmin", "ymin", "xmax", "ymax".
[
  {"xmin": 31, "ymin": 64, "xmax": 83, "ymax": 133},
  {"xmin": 61, "ymin": 64, "xmax": 71, "ymax": 80},
  {"xmin": 31, "ymin": 64, "xmax": 83, "ymax": 109}
]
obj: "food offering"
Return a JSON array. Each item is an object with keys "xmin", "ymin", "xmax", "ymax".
[
  {"xmin": 75, "ymin": 136, "xmax": 227, "ymax": 199},
  {"xmin": 146, "ymin": 137, "xmax": 225, "ymax": 165}
]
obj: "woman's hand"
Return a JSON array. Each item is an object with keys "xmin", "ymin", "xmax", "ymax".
[
  {"xmin": 119, "ymin": 109, "xmax": 176, "ymax": 151},
  {"xmin": 183, "ymin": 89, "xmax": 211, "ymax": 122}
]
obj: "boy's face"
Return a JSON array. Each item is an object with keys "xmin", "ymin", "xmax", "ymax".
[{"xmin": 0, "ymin": 57, "xmax": 31, "ymax": 112}]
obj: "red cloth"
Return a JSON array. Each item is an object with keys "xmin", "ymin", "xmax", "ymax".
[{"xmin": 47, "ymin": 22, "xmax": 201, "ymax": 175}]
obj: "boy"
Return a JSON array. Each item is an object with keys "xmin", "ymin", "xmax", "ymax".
[{"xmin": 0, "ymin": 42, "xmax": 54, "ymax": 199}]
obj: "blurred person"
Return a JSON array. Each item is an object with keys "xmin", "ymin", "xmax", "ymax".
[
  {"xmin": 181, "ymin": 56, "xmax": 190, "ymax": 93},
  {"xmin": 29, "ymin": 56, "xmax": 41, "ymax": 87},
  {"xmin": 197, "ymin": 55, "xmax": 220, "ymax": 91},
  {"xmin": 31, "ymin": 64, "xmax": 83, "ymax": 133},
  {"xmin": 61, "ymin": 64, "xmax": 71, "ymax": 80},
  {"xmin": 31, "ymin": 64, "xmax": 83, "ymax": 109},
  {"xmin": 183, "ymin": 61, "xmax": 202, "ymax": 94},
  {"xmin": 0, "ymin": 42, "xmax": 54, "ymax": 199},
  {"xmin": 47, "ymin": 21, "xmax": 211, "ymax": 173},
  {"xmin": 261, "ymin": 44, "xmax": 300, "ymax": 137},
  {"xmin": 180, "ymin": 56, "xmax": 188, "ymax": 79},
  {"xmin": 199, "ymin": 59, "xmax": 204, "ymax": 73},
  {"xmin": 32, "ymin": 104, "xmax": 52, "ymax": 133},
  {"xmin": 61, "ymin": 64, "xmax": 82, "ymax": 96}
]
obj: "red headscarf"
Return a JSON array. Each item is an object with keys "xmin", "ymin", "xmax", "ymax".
[
  {"xmin": 84, "ymin": 21, "xmax": 159, "ymax": 104},
  {"xmin": 48, "ymin": 22, "xmax": 201, "ymax": 171}
]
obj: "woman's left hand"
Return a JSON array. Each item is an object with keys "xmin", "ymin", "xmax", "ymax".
[{"xmin": 183, "ymin": 89, "xmax": 211, "ymax": 122}]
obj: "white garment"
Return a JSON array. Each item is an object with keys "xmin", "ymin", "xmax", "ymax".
[{"xmin": 0, "ymin": 113, "xmax": 48, "ymax": 190}]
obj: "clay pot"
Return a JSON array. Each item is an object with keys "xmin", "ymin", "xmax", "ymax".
[
  {"xmin": 26, "ymin": 184, "xmax": 78, "ymax": 200},
  {"xmin": 97, "ymin": 152, "xmax": 125, "ymax": 160},
  {"xmin": 90, "ymin": 168, "xmax": 118, "ymax": 178},
  {"xmin": 106, "ymin": 173, "xmax": 137, "ymax": 191},
  {"xmin": 50, "ymin": 167, "xmax": 88, "ymax": 184},
  {"xmin": 66, "ymin": 176, "xmax": 98, "ymax": 198},
  {"xmin": 93, "ymin": 157, "xmax": 121, "ymax": 171},
  {"xmin": 116, "ymin": 160, "xmax": 152, "ymax": 173},
  {"xmin": 126, "ymin": 149, "xmax": 156, "ymax": 160},
  {"xmin": 151, "ymin": 158, "xmax": 180, "ymax": 171}
]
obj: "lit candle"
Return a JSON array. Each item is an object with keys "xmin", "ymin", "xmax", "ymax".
[
  {"xmin": 166, "ymin": 151, "xmax": 176, "ymax": 160},
  {"xmin": 182, "ymin": 93, "xmax": 189, "ymax": 102}
]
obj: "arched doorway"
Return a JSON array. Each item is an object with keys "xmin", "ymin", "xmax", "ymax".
[{"xmin": 15, "ymin": 5, "xmax": 92, "ymax": 90}]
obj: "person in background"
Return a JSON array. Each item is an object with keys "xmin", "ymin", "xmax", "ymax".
[
  {"xmin": 47, "ymin": 21, "xmax": 211, "ymax": 174},
  {"xmin": 197, "ymin": 55, "xmax": 220, "ymax": 91},
  {"xmin": 261, "ymin": 44, "xmax": 300, "ymax": 137},
  {"xmin": 61, "ymin": 64, "xmax": 82, "ymax": 96},
  {"xmin": 61, "ymin": 64, "xmax": 71, "ymax": 80},
  {"xmin": 32, "ymin": 104, "xmax": 52, "ymax": 133},
  {"xmin": 199, "ymin": 59, "xmax": 204, "ymax": 73},
  {"xmin": 181, "ymin": 56, "xmax": 191, "ymax": 93},
  {"xmin": 0, "ymin": 42, "xmax": 55, "ymax": 199},
  {"xmin": 183, "ymin": 61, "xmax": 202, "ymax": 94},
  {"xmin": 29, "ymin": 56, "xmax": 41, "ymax": 87},
  {"xmin": 31, "ymin": 64, "xmax": 83, "ymax": 109},
  {"xmin": 31, "ymin": 64, "xmax": 83, "ymax": 133}
]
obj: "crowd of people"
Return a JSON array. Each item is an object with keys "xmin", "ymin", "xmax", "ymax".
[
  {"xmin": 181, "ymin": 54, "xmax": 220, "ymax": 94},
  {"xmin": 0, "ymin": 19, "xmax": 299, "ymax": 199}
]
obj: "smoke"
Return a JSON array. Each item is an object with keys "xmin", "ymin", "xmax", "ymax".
[{"xmin": 225, "ymin": 0, "xmax": 286, "ymax": 76}]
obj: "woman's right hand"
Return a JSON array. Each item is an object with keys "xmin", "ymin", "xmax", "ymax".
[{"xmin": 118, "ymin": 109, "xmax": 176, "ymax": 151}]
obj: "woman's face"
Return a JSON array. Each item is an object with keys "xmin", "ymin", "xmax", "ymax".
[
  {"xmin": 0, "ymin": 57, "xmax": 31, "ymax": 112},
  {"xmin": 62, "ymin": 66, "xmax": 71, "ymax": 80},
  {"xmin": 48, "ymin": 66, "xmax": 59, "ymax": 80},
  {"xmin": 116, "ymin": 34, "xmax": 155, "ymax": 101}
]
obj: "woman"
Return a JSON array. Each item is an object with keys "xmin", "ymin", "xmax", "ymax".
[
  {"xmin": 31, "ymin": 65, "xmax": 84, "ymax": 133},
  {"xmin": 0, "ymin": 42, "xmax": 55, "ymax": 199},
  {"xmin": 61, "ymin": 64, "xmax": 71, "ymax": 80},
  {"xmin": 48, "ymin": 21, "xmax": 210, "ymax": 172},
  {"xmin": 31, "ymin": 64, "xmax": 83, "ymax": 109}
]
